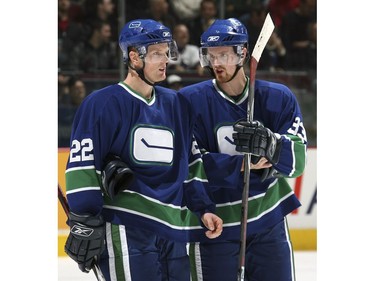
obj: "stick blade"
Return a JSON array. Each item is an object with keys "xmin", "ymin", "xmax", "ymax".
[{"xmin": 251, "ymin": 13, "xmax": 275, "ymax": 62}]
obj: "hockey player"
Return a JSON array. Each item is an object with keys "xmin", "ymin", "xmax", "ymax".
[
  {"xmin": 178, "ymin": 18, "xmax": 307, "ymax": 281},
  {"xmin": 64, "ymin": 19, "xmax": 223, "ymax": 281}
]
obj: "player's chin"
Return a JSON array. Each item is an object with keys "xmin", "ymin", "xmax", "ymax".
[
  {"xmin": 214, "ymin": 71, "xmax": 228, "ymax": 82},
  {"xmin": 215, "ymin": 76, "xmax": 229, "ymax": 84}
]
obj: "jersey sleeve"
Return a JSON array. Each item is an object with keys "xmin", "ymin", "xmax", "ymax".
[
  {"xmin": 276, "ymin": 126, "xmax": 307, "ymax": 177},
  {"xmin": 183, "ymin": 136, "xmax": 216, "ymax": 220},
  {"xmin": 267, "ymin": 85, "xmax": 308, "ymax": 178},
  {"xmin": 201, "ymin": 150, "xmax": 244, "ymax": 190},
  {"xmin": 65, "ymin": 90, "xmax": 121, "ymax": 216}
]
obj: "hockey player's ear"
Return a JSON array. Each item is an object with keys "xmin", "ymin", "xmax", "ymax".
[
  {"xmin": 240, "ymin": 48, "xmax": 246, "ymax": 59},
  {"xmin": 241, "ymin": 45, "xmax": 249, "ymax": 64},
  {"xmin": 129, "ymin": 50, "xmax": 141, "ymax": 66}
]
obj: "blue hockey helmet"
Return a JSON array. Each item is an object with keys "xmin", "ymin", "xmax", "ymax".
[
  {"xmin": 200, "ymin": 18, "xmax": 248, "ymax": 47},
  {"xmin": 199, "ymin": 18, "xmax": 249, "ymax": 67},
  {"xmin": 119, "ymin": 19, "xmax": 178, "ymax": 64}
]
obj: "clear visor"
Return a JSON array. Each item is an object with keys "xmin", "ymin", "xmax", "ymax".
[
  {"xmin": 138, "ymin": 40, "xmax": 179, "ymax": 64},
  {"xmin": 199, "ymin": 46, "xmax": 245, "ymax": 67}
]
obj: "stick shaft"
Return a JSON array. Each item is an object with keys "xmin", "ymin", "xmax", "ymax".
[
  {"xmin": 237, "ymin": 14, "xmax": 275, "ymax": 281},
  {"xmin": 237, "ymin": 58, "xmax": 257, "ymax": 281},
  {"xmin": 58, "ymin": 184, "xmax": 106, "ymax": 281},
  {"xmin": 58, "ymin": 184, "xmax": 69, "ymax": 215},
  {"xmin": 238, "ymin": 154, "xmax": 251, "ymax": 281}
]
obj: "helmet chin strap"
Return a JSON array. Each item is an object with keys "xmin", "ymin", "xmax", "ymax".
[
  {"xmin": 128, "ymin": 63, "xmax": 155, "ymax": 86},
  {"xmin": 226, "ymin": 65, "xmax": 242, "ymax": 82}
]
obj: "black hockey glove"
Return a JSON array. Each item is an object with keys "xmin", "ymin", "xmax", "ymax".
[
  {"xmin": 233, "ymin": 120, "xmax": 282, "ymax": 165},
  {"xmin": 259, "ymin": 167, "xmax": 280, "ymax": 182},
  {"xmin": 249, "ymin": 157, "xmax": 281, "ymax": 182},
  {"xmin": 64, "ymin": 212, "xmax": 106, "ymax": 273},
  {"xmin": 101, "ymin": 154, "xmax": 134, "ymax": 200}
]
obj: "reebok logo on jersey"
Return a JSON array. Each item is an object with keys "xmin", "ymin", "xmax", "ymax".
[
  {"xmin": 71, "ymin": 225, "xmax": 94, "ymax": 237},
  {"xmin": 207, "ymin": 36, "xmax": 220, "ymax": 42}
]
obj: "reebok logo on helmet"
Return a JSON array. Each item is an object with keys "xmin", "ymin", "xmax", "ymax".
[
  {"xmin": 129, "ymin": 21, "xmax": 141, "ymax": 28},
  {"xmin": 207, "ymin": 36, "xmax": 220, "ymax": 42}
]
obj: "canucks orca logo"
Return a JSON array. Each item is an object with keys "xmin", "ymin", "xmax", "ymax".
[
  {"xmin": 163, "ymin": 31, "xmax": 171, "ymax": 37},
  {"xmin": 133, "ymin": 126, "xmax": 174, "ymax": 164},
  {"xmin": 216, "ymin": 125, "xmax": 242, "ymax": 155}
]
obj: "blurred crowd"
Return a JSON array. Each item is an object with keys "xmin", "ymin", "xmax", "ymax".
[
  {"xmin": 58, "ymin": 0, "xmax": 317, "ymax": 147},
  {"xmin": 59, "ymin": 0, "xmax": 316, "ymax": 73}
]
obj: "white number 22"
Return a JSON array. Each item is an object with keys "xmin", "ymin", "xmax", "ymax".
[{"xmin": 70, "ymin": 138, "xmax": 94, "ymax": 162}]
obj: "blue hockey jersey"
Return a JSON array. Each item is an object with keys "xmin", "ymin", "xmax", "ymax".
[
  {"xmin": 178, "ymin": 78, "xmax": 307, "ymax": 240},
  {"xmin": 65, "ymin": 82, "xmax": 216, "ymax": 242}
]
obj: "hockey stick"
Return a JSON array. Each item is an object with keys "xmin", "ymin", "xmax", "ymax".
[
  {"xmin": 237, "ymin": 13, "xmax": 275, "ymax": 281},
  {"xmin": 58, "ymin": 184, "xmax": 107, "ymax": 281}
]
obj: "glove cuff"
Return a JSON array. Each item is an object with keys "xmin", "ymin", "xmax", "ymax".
[
  {"xmin": 267, "ymin": 135, "xmax": 282, "ymax": 165},
  {"xmin": 68, "ymin": 212, "xmax": 104, "ymax": 227}
]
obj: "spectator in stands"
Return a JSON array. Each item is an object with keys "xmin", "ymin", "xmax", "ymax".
[
  {"xmin": 125, "ymin": 0, "xmax": 149, "ymax": 21},
  {"xmin": 58, "ymin": 76, "xmax": 87, "ymax": 147},
  {"xmin": 169, "ymin": 0, "xmax": 202, "ymax": 23},
  {"xmin": 69, "ymin": 20, "xmax": 118, "ymax": 72},
  {"xmin": 58, "ymin": 70, "xmax": 71, "ymax": 105},
  {"xmin": 265, "ymin": 32, "xmax": 287, "ymax": 71},
  {"xmin": 144, "ymin": 0, "xmax": 177, "ymax": 29},
  {"xmin": 188, "ymin": 0, "xmax": 217, "ymax": 46},
  {"xmin": 167, "ymin": 74, "xmax": 184, "ymax": 90},
  {"xmin": 244, "ymin": 3, "xmax": 286, "ymax": 71},
  {"xmin": 267, "ymin": 0, "xmax": 300, "ymax": 27},
  {"xmin": 58, "ymin": 0, "xmax": 85, "ymax": 39},
  {"xmin": 168, "ymin": 24, "xmax": 204, "ymax": 75},
  {"xmin": 82, "ymin": 0, "xmax": 117, "ymax": 41},
  {"xmin": 225, "ymin": 0, "xmax": 252, "ymax": 19},
  {"xmin": 279, "ymin": 0, "xmax": 316, "ymax": 70},
  {"xmin": 58, "ymin": 0, "xmax": 86, "ymax": 71},
  {"xmin": 68, "ymin": 76, "xmax": 87, "ymax": 106}
]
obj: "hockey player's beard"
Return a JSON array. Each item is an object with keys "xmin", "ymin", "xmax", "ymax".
[
  {"xmin": 213, "ymin": 67, "xmax": 232, "ymax": 83},
  {"xmin": 214, "ymin": 66, "xmax": 240, "ymax": 84}
]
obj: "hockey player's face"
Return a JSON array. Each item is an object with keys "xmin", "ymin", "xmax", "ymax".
[
  {"xmin": 206, "ymin": 47, "xmax": 240, "ymax": 66},
  {"xmin": 143, "ymin": 43, "xmax": 169, "ymax": 82},
  {"xmin": 207, "ymin": 46, "xmax": 240, "ymax": 81}
]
